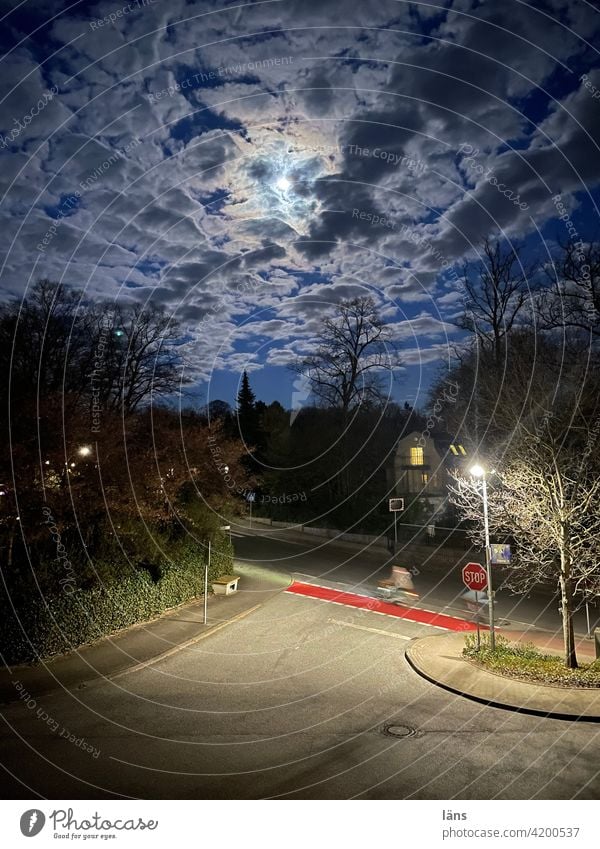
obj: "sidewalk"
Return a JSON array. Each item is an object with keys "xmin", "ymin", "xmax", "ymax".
[
  {"xmin": 0, "ymin": 562, "xmax": 291, "ymax": 705},
  {"xmin": 406, "ymin": 632, "xmax": 600, "ymax": 722}
]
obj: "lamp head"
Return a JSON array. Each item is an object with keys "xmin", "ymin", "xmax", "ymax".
[{"xmin": 470, "ymin": 463, "xmax": 485, "ymax": 477}]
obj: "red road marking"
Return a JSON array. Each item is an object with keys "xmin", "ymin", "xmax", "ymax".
[{"xmin": 285, "ymin": 582, "xmax": 479, "ymax": 632}]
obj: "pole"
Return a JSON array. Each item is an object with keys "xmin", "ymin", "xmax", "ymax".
[
  {"xmin": 249, "ymin": 498, "xmax": 252, "ymax": 529},
  {"xmin": 394, "ymin": 512, "xmax": 397, "ymax": 547},
  {"xmin": 481, "ymin": 474, "xmax": 495, "ymax": 650},
  {"xmin": 204, "ymin": 539, "xmax": 210, "ymax": 625},
  {"xmin": 586, "ymin": 602, "xmax": 591, "ymax": 639},
  {"xmin": 475, "ymin": 590, "xmax": 481, "ymax": 651}
]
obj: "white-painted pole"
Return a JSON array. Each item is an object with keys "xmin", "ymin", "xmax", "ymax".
[{"xmin": 204, "ymin": 539, "xmax": 210, "ymax": 625}]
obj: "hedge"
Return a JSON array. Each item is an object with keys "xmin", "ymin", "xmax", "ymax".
[{"xmin": 2, "ymin": 537, "xmax": 233, "ymax": 664}]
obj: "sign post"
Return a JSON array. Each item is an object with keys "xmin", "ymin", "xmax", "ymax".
[
  {"xmin": 462, "ymin": 562, "xmax": 488, "ymax": 651},
  {"xmin": 247, "ymin": 491, "xmax": 256, "ymax": 528},
  {"xmin": 388, "ymin": 497, "xmax": 404, "ymax": 548},
  {"xmin": 462, "ymin": 562, "xmax": 488, "ymax": 592}
]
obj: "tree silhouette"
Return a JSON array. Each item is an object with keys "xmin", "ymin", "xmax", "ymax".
[{"xmin": 236, "ymin": 370, "xmax": 260, "ymax": 448}]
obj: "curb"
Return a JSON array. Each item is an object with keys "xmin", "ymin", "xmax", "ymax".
[
  {"xmin": 405, "ymin": 639, "xmax": 600, "ymax": 724},
  {"xmin": 1, "ymin": 565, "xmax": 293, "ymax": 705},
  {"xmin": 110, "ymin": 603, "xmax": 264, "ymax": 679}
]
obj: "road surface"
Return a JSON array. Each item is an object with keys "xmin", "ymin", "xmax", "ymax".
[{"xmin": 0, "ymin": 528, "xmax": 598, "ymax": 799}]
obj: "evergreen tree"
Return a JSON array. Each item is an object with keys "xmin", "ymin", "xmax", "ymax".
[{"xmin": 236, "ymin": 370, "xmax": 259, "ymax": 446}]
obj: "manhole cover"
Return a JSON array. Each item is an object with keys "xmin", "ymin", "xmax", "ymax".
[{"xmin": 381, "ymin": 723, "xmax": 420, "ymax": 739}]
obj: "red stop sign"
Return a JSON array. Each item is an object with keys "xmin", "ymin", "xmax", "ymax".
[{"xmin": 462, "ymin": 562, "xmax": 488, "ymax": 591}]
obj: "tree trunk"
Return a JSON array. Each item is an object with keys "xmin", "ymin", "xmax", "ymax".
[
  {"xmin": 6, "ymin": 523, "xmax": 15, "ymax": 568},
  {"xmin": 559, "ymin": 551, "xmax": 578, "ymax": 669}
]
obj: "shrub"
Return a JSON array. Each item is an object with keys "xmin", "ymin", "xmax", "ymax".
[
  {"xmin": 1, "ymin": 533, "xmax": 233, "ymax": 664},
  {"xmin": 463, "ymin": 634, "xmax": 600, "ymax": 687}
]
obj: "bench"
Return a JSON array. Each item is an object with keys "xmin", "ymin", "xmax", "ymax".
[{"xmin": 211, "ymin": 574, "xmax": 240, "ymax": 596}]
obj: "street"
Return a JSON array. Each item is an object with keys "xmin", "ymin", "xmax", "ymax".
[
  {"xmin": 233, "ymin": 524, "xmax": 600, "ymax": 639},
  {"xmin": 1, "ymin": 529, "xmax": 598, "ymax": 799}
]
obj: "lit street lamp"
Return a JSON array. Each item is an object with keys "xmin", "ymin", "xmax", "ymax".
[{"xmin": 470, "ymin": 463, "xmax": 496, "ymax": 650}]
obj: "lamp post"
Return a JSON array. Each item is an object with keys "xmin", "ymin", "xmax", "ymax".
[
  {"xmin": 470, "ymin": 463, "xmax": 496, "ymax": 650},
  {"xmin": 204, "ymin": 539, "xmax": 211, "ymax": 625}
]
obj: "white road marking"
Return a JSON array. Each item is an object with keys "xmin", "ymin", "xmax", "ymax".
[
  {"xmin": 291, "ymin": 576, "xmax": 374, "ymax": 597},
  {"xmin": 284, "ymin": 587, "xmax": 456, "ymax": 631},
  {"xmin": 328, "ymin": 618, "xmax": 411, "ymax": 640},
  {"xmin": 255, "ymin": 531, "xmax": 311, "ymax": 548},
  {"xmin": 111, "ymin": 604, "xmax": 263, "ymax": 678}
]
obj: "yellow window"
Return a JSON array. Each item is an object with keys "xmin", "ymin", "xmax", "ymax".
[{"xmin": 410, "ymin": 446, "xmax": 424, "ymax": 465}]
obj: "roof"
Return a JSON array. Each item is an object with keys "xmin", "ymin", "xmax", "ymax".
[{"xmin": 396, "ymin": 430, "xmax": 471, "ymax": 466}]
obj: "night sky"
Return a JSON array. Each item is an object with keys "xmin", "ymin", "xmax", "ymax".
[{"xmin": 1, "ymin": 0, "xmax": 599, "ymax": 408}]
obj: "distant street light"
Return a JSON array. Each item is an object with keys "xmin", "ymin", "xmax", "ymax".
[
  {"xmin": 78, "ymin": 445, "xmax": 92, "ymax": 457},
  {"xmin": 470, "ymin": 463, "xmax": 496, "ymax": 649}
]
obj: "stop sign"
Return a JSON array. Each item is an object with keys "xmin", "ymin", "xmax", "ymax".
[{"xmin": 462, "ymin": 562, "xmax": 487, "ymax": 591}]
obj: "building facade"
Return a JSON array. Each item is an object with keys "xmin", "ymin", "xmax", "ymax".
[{"xmin": 390, "ymin": 431, "xmax": 469, "ymax": 518}]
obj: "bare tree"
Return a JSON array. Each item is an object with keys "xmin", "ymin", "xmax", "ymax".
[
  {"xmin": 541, "ymin": 239, "xmax": 600, "ymax": 343},
  {"xmin": 89, "ymin": 301, "xmax": 188, "ymax": 416},
  {"xmin": 449, "ymin": 409, "xmax": 600, "ymax": 669},
  {"xmin": 0, "ymin": 282, "xmax": 188, "ymax": 418},
  {"xmin": 294, "ymin": 296, "xmax": 399, "ymax": 416},
  {"xmin": 458, "ymin": 239, "xmax": 536, "ymax": 370},
  {"xmin": 0, "ymin": 279, "xmax": 95, "ymax": 403}
]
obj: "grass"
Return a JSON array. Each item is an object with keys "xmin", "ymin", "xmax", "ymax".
[{"xmin": 463, "ymin": 634, "xmax": 600, "ymax": 688}]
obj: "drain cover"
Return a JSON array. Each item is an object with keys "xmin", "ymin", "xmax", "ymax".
[{"xmin": 381, "ymin": 723, "xmax": 420, "ymax": 739}]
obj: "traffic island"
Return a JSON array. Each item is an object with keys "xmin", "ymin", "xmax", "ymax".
[
  {"xmin": 406, "ymin": 632, "xmax": 600, "ymax": 722},
  {"xmin": 462, "ymin": 634, "xmax": 600, "ymax": 688}
]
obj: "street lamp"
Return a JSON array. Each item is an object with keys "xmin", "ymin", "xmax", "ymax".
[
  {"xmin": 470, "ymin": 463, "xmax": 496, "ymax": 650},
  {"xmin": 78, "ymin": 445, "xmax": 92, "ymax": 457},
  {"xmin": 204, "ymin": 538, "xmax": 211, "ymax": 625}
]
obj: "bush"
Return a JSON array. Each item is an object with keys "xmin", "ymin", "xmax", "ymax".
[
  {"xmin": 463, "ymin": 634, "xmax": 600, "ymax": 688},
  {"xmin": 1, "ymin": 533, "xmax": 234, "ymax": 664}
]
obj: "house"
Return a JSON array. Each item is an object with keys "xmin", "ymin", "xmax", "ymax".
[{"xmin": 389, "ymin": 430, "xmax": 470, "ymax": 518}]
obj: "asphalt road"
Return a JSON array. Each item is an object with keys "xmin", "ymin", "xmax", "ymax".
[
  {"xmin": 233, "ymin": 525, "xmax": 600, "ymax": 638},
  {"xmin": 1, "ymin": 529, "xmax": 598, "ymax": 800}
]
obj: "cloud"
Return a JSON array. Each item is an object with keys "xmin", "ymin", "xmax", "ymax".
[{"xmin": 1, "ymin": 0, "xmax": 599, "ymax": 398}]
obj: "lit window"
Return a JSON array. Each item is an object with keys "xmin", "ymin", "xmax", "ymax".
[
  {"xmin": 410, "ymin": 446, "xmax": 424, "ymax": 465},
  {"xmin": 422, "ymin": 473, "xmax": 429, "ymax": 484}
]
